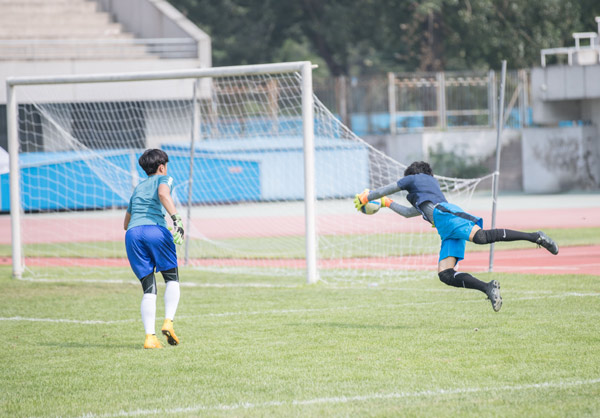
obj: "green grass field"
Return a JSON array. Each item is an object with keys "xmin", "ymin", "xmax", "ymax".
[
  {"xmin": 2, "ymin": 244, "xmax": 600, "ymax": 417},
  {"xmin": 1, "ymin": 227, "xmax": 599, "ymax": 260}
]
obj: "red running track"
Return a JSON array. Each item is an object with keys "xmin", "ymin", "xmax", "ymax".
[
  {"xmin": 1, "ymin": 207, "xmax": 599, "ymax": 276},
  {"xmin": 455, "ymin": 245, "xmax": 600, "ymax": 275},
  {"xmin": 1, "ymin": 207, "xmax": 599, "ymax": 244}
]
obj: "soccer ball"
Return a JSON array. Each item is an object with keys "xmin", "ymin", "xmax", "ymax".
[{"xmin": 360, "ymin": 199, "xmax": 382, "ymax": 215}]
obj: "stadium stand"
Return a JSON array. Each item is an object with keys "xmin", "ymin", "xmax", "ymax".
[
  {"xmin": 0, "ymin": 0, "xmax": 211, "ymax": 151},
  {"xmin": 0, "ymin": 0, "xmax": 152, "ymax": 60},
  {"xmin": 0, "ymin": 0, "xmax": 209, "ymax": 61}
]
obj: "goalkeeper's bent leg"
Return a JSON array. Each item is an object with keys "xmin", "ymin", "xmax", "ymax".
[
  {"xmin": 438, "ymin": 268, "xmax": 488, "ymax": 293},
  {"xmin": 439, "ymin": 268, "xmax": 502, "ymax": 311}
]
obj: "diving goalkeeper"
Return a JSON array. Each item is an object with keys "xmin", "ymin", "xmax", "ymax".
[
  {"xmin": 354, "ymin": 161, "xmax": 559, "ymax": 312},
  {"xmin": 124, "ymin": 149, "xmax": 184, "ymax": 349}
]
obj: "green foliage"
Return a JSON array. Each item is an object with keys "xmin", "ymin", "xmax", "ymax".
[
  {"xmin": 168, "ymin": 0, "xmax": 600, "ymax": 75},
  {"xmin": 428, "ymin": 143, "xmax": 489, "ymax": 178}
]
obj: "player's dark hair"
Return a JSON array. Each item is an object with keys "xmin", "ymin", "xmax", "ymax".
[
  {"xmin": 139, "ymin": 149, "xmax": 169, "ymax": 175},
  {"xmin": 404, "ymin": 161, "xmax": 433, "ymax": 176}
]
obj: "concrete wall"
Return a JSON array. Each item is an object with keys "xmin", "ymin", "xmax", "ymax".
[
  {"xmin": 531, "ymin": 64, "xmax": 600, "ymax": 102},
  {"xmin": 528, "ymin": 63, "xmax": 600, "ymax": 192},
  {"xmin": 366, "ymin": 127, "xmax": 600, "ymax": 193},
  {"xmin": 94, "ymin": 0, "xmax": 211, "ymax": 66},
  {"xmin": 582, "ymin": 98, "xmax": 600, "ymax": 131},
  {"xmin": 522, "ymin": 126, "xmax": 600, "ymax": 193},
  {"xmin": 531, "ymin": 64, "xmax": 600, "ymax": 125},
  {"xmin": 365, "ymin": 129, "xmax": 519, "ymax": 168}
]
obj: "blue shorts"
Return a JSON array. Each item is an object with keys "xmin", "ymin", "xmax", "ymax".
[
  {"xmin": 433, "ymin": 202, "xmax": 483, "ymax": 263},
  {"xmin": 125, "ymin": 225, "xmax": 178, "ymax": 279}
]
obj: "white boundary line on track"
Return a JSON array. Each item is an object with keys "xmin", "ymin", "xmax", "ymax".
[
  {"xmin": 4, "ymin": 292, "xmax": 600, "ymax": 325},
  {"xmin": 79, "ymin": 377, "xmax": 600, "ymax": 417}
]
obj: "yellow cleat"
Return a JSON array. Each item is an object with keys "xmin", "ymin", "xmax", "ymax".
[
  {"xmin": 161, "ymin": 319, "xmax": 180, "ymax": 346},
  {"xmin": 143, "ymin": 334, "xmax": 163, "ymax": 349}
]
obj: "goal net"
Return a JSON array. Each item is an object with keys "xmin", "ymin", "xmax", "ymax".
[{"xmin": 5, "ymin": 62, "xmax": 487, "ymax": 282}]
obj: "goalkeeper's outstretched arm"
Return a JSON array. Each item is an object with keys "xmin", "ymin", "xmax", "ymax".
[
  {"xmin": 355, "ymin": 181, "xmax": 419, "ymax": 218},
  {"xmin": 365, "ymin": 182, "xmax": 401, "ymax": 201},
  {"xmin": 388, "ymin": 201, "xmax": 420, "ymax": 218}
]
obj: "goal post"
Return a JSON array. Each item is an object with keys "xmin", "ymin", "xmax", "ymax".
[
  {"xmin": 6, "ymin": 61, "xmax": 319, "ymax": 283},
  {"xmin": 5, "ymin": 61, "xmax": 489, "ymax": 285},
  {"xmin": 7, "ymin": 74, "xmax": 22, "ymax": 279},
  {"xmin": 301, "ymin": 63, "xmax": 318, "ymax": 285}
]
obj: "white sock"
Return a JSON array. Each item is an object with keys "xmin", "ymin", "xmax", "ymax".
[
  {"xmin": 141, "ymin": 293, "xmax": 157, "ymax": 335},
  {"xmin": 164, "ymin": 281, "xmax": 180, "ymax": 321}
]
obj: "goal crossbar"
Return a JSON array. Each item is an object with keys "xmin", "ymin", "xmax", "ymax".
[{"xmin": 6, "ymin": 61, "xmax": 313, "ymax": 86}]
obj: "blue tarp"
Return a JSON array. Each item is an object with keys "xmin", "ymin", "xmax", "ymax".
[{"xmin": 1, "ymin": 149, "xmax": 260, "ymax": 212}]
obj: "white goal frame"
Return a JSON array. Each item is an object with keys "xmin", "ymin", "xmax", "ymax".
[{"xmin": 6, "ymin": 61, "xmax": 319, "ymax": 283}]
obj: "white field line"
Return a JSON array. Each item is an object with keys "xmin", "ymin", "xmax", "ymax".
[
  {"xmin": 14, "ymin": 275, "xmax": 545, "ymax": 292},
  {"xmin": 79, "ymin": 377, "xmax": 600, "ymax": 417},
  {"xmin": 18, "ymin": 275, "xmax": 597, "ymax": 291},
  {"xmin": 17, "ymin": 276, "xmax": 301, "ymax": 288},
  {"xmin": 4, "ymin": 292, "xmax": 600, "ymax": 325}
]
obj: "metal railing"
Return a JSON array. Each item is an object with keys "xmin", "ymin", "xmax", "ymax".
[
  {"xmin": 541, "ymin": 17, "xmax": 600, "ymax": 67},
  {"xmin": 314, "ymin": 69, "xmax": 530, "ymax": 135},
  {"xmin": 0, "ymin": 38, "xmax": 198, "ymax": 60},
  {"xmin": 541, "ymin": 44, "xmax": 600, "ymax": 67}
]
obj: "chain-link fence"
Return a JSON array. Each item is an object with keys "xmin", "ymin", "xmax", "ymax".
[{"xmin": 314, "ymin": 69, "xmax": 531, "ymax": 136}]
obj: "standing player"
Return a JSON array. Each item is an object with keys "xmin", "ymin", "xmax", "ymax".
[
  {"xmin": 124, "ymin": 149, "xmax": 185, "ymax": 348},
  {"xmin": 354, "ymin": 161, "xmax": 559, "ymax": 312}
]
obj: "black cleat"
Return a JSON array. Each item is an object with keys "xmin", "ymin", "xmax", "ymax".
[
  {"xmin": 536, "ymin": 231, "xmax": 559, "ymax": 255},
  {"xmin": 486, "ymin": 280, "xmax": 502, "ymax": 312}
]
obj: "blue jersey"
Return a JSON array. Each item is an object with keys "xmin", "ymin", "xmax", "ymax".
[
  {"xmin": 397, "ymin": 173, "xmax": 447, "ymax": 215},
  {"xmin": 397, "ymin": 173, "xmax": 482, "ymax": 262},
  {"xmin": 126, "ymin": 175, "xmax": 173, "ymax": 230}
]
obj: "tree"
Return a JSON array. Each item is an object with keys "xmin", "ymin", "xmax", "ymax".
[{"xmin": 168, "ymin": 0, "xmax": 600, "ymax": 74}]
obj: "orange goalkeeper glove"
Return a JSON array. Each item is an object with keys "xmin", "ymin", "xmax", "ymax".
[
  {"xmin": 353, "ymin": 189, "xmax": 370, "ymax": 211},
  {"xmin": 380, "ymin": 196, "xmax": 393, "ymax": 208}
]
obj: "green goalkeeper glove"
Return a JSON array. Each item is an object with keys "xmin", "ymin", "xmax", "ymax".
[
  {"xmin": 171, "ymin": 214, "xmax": 184, "ymax": 245},
  {"xmin": 354, "ymin": 189, "xmax": 370, "ymax": 211}
]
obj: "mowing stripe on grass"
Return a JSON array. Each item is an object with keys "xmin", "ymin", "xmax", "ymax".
[
  {"xmin": 0, "ymin": 316, "xmax": 135, "ymax": 324},
  {"xmin": 78, "ymin": 377, "xmax": 600, "ymax": 417}
]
